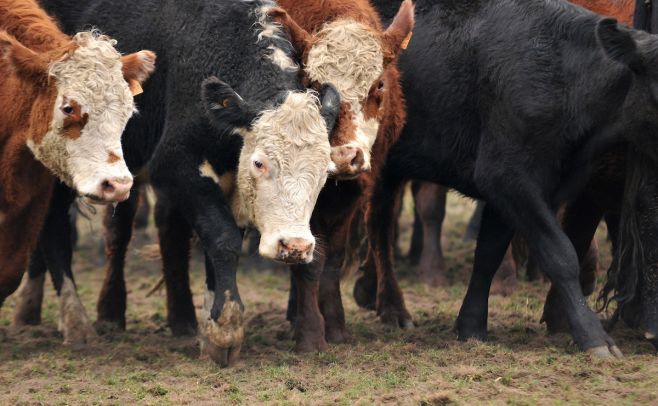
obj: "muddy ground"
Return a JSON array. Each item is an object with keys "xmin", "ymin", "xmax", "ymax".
[{"xmin": 1, "ymin": 190, "xmax": 657, "ymax": 405}]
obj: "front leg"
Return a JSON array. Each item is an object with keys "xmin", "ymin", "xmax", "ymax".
[
  {"xmin": 152, "ymin": 160, "xmax": 245, "ymax": 367},
  {"xmin": 456, "ymin": 204, "xmax": 514, "ymax": 340},
  {"xmin": 291, "ymin": 258, "xmax": 327, "ymax": 352}
]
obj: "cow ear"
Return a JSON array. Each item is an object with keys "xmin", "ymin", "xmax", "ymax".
[
  {"xmin": 0, "ymin": 32, "xmax": 49, "ymax": 79},
  {"xmin": 382, "ymin": 0, "xmax": 415, "ymax": 65},
  {"xmin": 202, "ymin": 76, "xmax": 257, "ymax": 133},
  {"xmin": 596, "ymin": 18, "xmax": 644, "ymax": 72},
  {"xmin": 121, "ymin": 50, "xmax": 156, "ymax": 96},
  {"xmin": 318, "ymin": 84, "xmax": 340, "ymax": 135},
  {"xmin": 267, "ymin": 7, "xmax": 312, "ymax": 57}
]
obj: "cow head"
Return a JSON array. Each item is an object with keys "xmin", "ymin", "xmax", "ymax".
[
  {"xmin": 202, "ymin": 78, "xmax": 340, "ymax": 264},
  {"xmin": 0, "ymin": 31, "xmax": 155, "ymax": 203},
  {"xmin": 268, "ymin": 0, "xmax": 414, "ymax": 179}
]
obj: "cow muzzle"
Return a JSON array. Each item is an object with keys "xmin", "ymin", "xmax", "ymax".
[
  {"xmin": 329, "ymin": 145, "xmax": 369, "ymax": 180},
  {"xmin": 87, "ymin": 176, "xmax": 133, "ymax": 203}
]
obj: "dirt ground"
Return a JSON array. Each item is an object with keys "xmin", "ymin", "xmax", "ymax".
[{"xmin": 1, "ymin": 189, "xmax": 658, "ymax": 405}]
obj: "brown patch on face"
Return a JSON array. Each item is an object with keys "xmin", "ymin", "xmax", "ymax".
[
  {"xmin": 107, "ymin": 152, "xmax": 121, "ymax": 164},
  {"xmin": 363, "ymin": 77, "xmax": 385, "ymax": 121},
  {"xmin": 61, "ymin": 100, "xmax": 89, "ymax": 140},
  {"xmin": 330, "ymin": 102, "xmax": 357, "ymax": 147},
  {"xmin": 28, "ymin": 81, "xmax": 59, "ymax": 145}
]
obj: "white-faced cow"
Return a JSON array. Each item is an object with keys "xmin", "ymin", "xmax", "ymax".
[{"xmin": 0, "ymin": 0, "xmax": 155, "ymax": 330}]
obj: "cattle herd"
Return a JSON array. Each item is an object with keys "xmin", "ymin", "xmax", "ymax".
[{"xmin": 1, "ymin": 0, "xmax": 658, "ymax": 368}]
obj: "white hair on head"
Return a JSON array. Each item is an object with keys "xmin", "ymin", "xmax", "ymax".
[
  {"xmin": 305, "ymin": 19, "xmax": 384, "ymax": 112},
  {"xmin": 28, "ymin": 30, "xmax": 134, "ymax": 196},
  {"xmin": 233, "ymin": 90, "xmax": 330, "ymax": 227}
]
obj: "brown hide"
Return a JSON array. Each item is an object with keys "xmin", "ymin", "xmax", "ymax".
[
  {"xmin": 572, "ymin": 0, "xmax": 635, "ymax": 25},
  {"xmin": 0, "ymin": 0, "xmax": 77, "ymax": 304}
]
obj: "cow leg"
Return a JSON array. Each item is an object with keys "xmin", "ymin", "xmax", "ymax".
[
  {"xmin": 43, "ymin": 185, "xmax": 96, "ymax": 346},
  {"xmin": 154, "ymin": 193, "xmax": 196, "ymax": 336},
  {"xmin": 96, "ymin": 187, "xmax": 139, "ymax": 330},
  {"xmin": 542, "ymin": 195, "xmax": 604, "ymax": 334},
  {"xmin": 291, "ymin": 259, "xmax": 327, "ymax": 352},
  {"xmin": 494, "ymin": 183, "xmax": 618, "ymax": 357},
  {"xmin": 12, "ymin": 249, "xmax": 47, "ymax": 326},
  {"xmin": 199, "ymin": 252, "xmax": 244, "ymax": 366},
  {"xmin": 319, "ymin": 262, "xmax": 347, "ymax": 343},
  {"xmin": 489, "ymin": 245, "xmax": 518, "ymax": 297},
  {"xmin": 413, "ymin": 182, "xmax": 448, "ymax": 286},
  {"xmin": 366, "ymin": 173, "xmax": 413, "ymax": 328},
  {"xmin": 353, "ymin": 248, "xmax": 378, "ymax": 311},
  {"xmin": 456, "ymin": 204, "xmax": 514, "ymax": 340},
  {"xmin": 134, "ymin": 183, "xmax": 151, "ymax": 230},
  {"xmin": 407, "ymin": 201, "xmax": 423, "ymax": 264}
]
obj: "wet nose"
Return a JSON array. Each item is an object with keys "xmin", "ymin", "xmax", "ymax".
[
  {"xmin": 277, "ymin": 238, "xmax": 314, "ymax": 263},
  {"xmin": 330, "ymin": 146, "xmax": 367, "ymax": 179},
  {"xmin": 100, "ymin": 176, "xmax": 133, "ymax": 202}
]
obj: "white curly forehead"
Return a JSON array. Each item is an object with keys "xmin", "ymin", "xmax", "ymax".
[
  {"xmin": 305, "ymin": 20, "xmax": 384, "ymax": 112},
  {"xmin": 49, "ymin": 32, "xmax": 133, "ymax": 115}
]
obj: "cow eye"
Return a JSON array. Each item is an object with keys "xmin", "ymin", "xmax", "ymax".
[
  {"xmin": 377, "ymin": 81, "xmax": 385, "ymax": 91},
  {"xmin": 254, "ymin": 160, "xmax": 263, "ymax": 169},
  {"xmin": 62, "ymin": 105, "xmax": 74, "ymax": 115}
]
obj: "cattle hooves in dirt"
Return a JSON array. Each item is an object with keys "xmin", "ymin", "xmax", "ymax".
[
  {"xmin": 12, "ymin": 273, "xmax": 45, "ymax": 327},
  {"xmin": 352, "ymin": 275, "xmax": 376, "ymax": 310},
  {"xmin": 379, "ymin": 307, "xmax": 414, "ymax": 330},
  {"xmin": 587, "ymin": 345, "xmax": 623, "ymax": 359},
  {"xmin": 59, "ymin": 278, "xmax": 98, "ymax": 348},
  {"xmin": 198, "ymin": 291, "xmax": 244, "ymax": 367}
]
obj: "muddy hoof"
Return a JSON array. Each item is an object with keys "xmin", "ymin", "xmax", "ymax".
[
  {"xmin": 325, "ymin": 326, "xmax": 349, "ymax": 344},
  {"xmin": 295, "ymin": 334, "xmax": 328, "ymax": 353},
  {"xmin": 59, "ymin": 278, "xmax": 98, "ymax": 348},
  {"xmin": 12, "ymin": 273, "xmax": 45, "ymax": 327},
  {"xmin": 378, "ymin": 306, "xmax": 415, "ymax": 329},
  {"xmin": 587, "ymin": 345, "xmax": 623, "ymax": 359},
  {"xmin": 353, "ymin": 276, "xmax": 376, "ymax": 310},
  {"xmin": 198, "ymin": 291, "xmax": 244, "ymax": 368}
]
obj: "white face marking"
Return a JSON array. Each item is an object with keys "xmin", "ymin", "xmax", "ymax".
[
  {"xmin": 26, "ymin": 32, "xmax": 134, "ymax": 199},
  {"xmin": 234, "ymin": 91, "xmax": 331, "ymax": 261},
  {"xmin": 304, "ymin": 20, "xmax": 384, "ymax": 170}
]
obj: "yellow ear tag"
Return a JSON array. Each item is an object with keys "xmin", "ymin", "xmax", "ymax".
[
  {"xmin": 129, "ymin": 79, "xmax": 143, "ymax": 96},
  {"xmin": 401, "ymin": 31, "xmax": 413, "ymax": 50}
]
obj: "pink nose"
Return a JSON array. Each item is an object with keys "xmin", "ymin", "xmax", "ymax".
[
  {"xmin": 100, "ymin": 177, "xmax": 133, "ymax": 202},
  {"xmin": 277, "ymin": 238, "xmax": 314, "ymax": 263},
  {"xmin": 330, "ymin": 146, "xmax": 367, "ymax": 179}
]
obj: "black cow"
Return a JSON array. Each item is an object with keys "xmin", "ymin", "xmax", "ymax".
[
  {"xmin": 17, "ymin": 0, "xmax": 340, "ymax": 366},
  {"xmin": 361, "ymin": 0, "xmax": 658, "ymax": 357}
]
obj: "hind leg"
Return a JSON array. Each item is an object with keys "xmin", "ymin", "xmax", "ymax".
[
  {"xmin": 542, "ymin": 195, "xmax": 604, "ymax": 334},
  {"xmin": 154, "ymin": 192, "xmax": 196, "ymax": 336},
  {"xmin": 413, "ymin": 182, "xmax": 448, "ymax": 286},
  {"xmin": 12, "ymin": 249, "xmax": 47, "ymax": 327}
]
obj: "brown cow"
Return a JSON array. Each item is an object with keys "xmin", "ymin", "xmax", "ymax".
[
  {"xmin": 270, "ymin": 0, "xmax": 414, "ymax": 351},
  {"xmin": 0, "ymin": 0, "xmax": 154, "ymax": 319}
]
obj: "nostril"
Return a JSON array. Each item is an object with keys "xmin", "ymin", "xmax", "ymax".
[
  {"xmin": 278, "ymin": 239, "xmax": 289, "ymax": 250},
  {"xmin": 101, "ymin": 180, "xmax": 115, "ymax": 194},
  {"xmin": 351, "ymin": 149, "xmax": 365, "ymax": 168}
]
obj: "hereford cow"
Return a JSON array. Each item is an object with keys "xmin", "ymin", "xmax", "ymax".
[
  {"xmin": 255, "ymin": 0, "xmax": 413, "ymax": 352},
  {"xmin": 361, "ymin": 0, "xmax": 658, "ymax": 357},
  {"xmin": 0, "ymin": 0, "xmax": 154, "ymax": 317},
  {"xmin": 20, "ymin": 0, "xmax": 340, "ymax": 365}
]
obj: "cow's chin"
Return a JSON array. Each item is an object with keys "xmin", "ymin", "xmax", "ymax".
[{"xmin": 258, "ymin": 231, "xmax": 316, "ymax": 265}]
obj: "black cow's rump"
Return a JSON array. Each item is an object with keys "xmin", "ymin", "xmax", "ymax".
[{"xmin": 366, "ymin": 0, "xmax": 658, "ymax": 356}]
